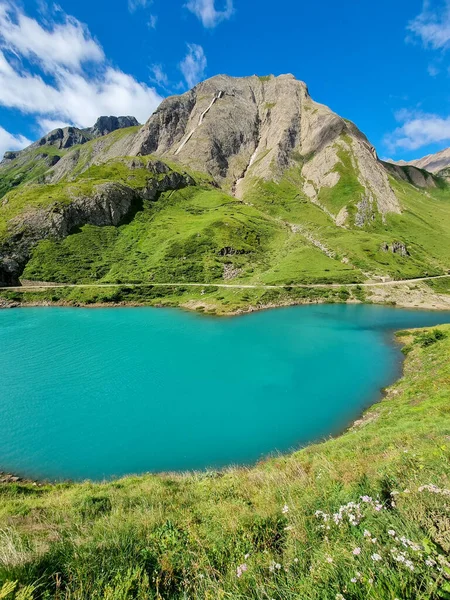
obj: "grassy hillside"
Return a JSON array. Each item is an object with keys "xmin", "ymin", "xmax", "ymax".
[
  {"xmin": 0, "ymin": 146, "xmax": 66, "ymax": 201},
  {"xmin": 8, "ymin": 162, "xmax": 450, "ymax": 288},
  {"xmin": 1, "ymin": 127, "xmax": 450, "ymax": 312},
  {"xmin": 0, "ymin": 325, "xmax": 449, "ymax": 599}
]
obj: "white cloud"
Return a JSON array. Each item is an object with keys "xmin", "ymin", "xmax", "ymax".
[
  {"xmin": 128, "ymin": 0, "xmax": 152, "ymax": 13},
  {"xmin": 0, "ymin": 1, "xmax": 104, "ymax": 71},
  {"xmin": 0, "ymin": 125, "xmax": 31, "ymax": 158},
  {"xmin": 37, "ymin": 118, "xmax": 72, "ymax": 134},
  {"xmin": 186, "ymin": 0, "xmax": 233, "ymax": 28},
  {"xmin": 0, "ymin": 3, "xmax": 162, "ymax": 130},
  {"xmin": 408, "ymin": 0, "xmax": 450, "ymax": 50},
  {"xmin": 150, "ymin": 64, "xmax": 168, "ymax": 86},
  {"xmin": 179, "ymin": 43, "xmax": 207, "ymax": 88},
  {"xmin": 384, "ymin": 108, "xmax": 450, "ymax": 152}
]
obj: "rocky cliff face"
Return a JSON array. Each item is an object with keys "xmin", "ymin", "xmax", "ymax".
[
  {"xmin": 131, "ymin": 74, "xmax": 401, "ymax": 223},
  {"xmin": 3, "ymin": 74, "xmax": 445, "ymax": 289}
]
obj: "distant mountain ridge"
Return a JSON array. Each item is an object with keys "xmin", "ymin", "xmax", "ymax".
[
  {"xmin": 389, "ymin": 146, "xmax": 450, "ymax": 178},
  {"xmin": 2, "ymin": 115, "xmax": 139, "ymax": 161}
]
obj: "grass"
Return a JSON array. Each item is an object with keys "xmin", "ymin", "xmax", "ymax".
[
  {"xmin": 243, "ymin": 166, "xmax": 450, "ymax": 283},
  {"xmin": 0, "ymin": 325, "xmax": 449, "ymax": 599}
]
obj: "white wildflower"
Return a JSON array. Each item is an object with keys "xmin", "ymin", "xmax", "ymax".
[{"xmin": 371, "ymin": 553, "xmax": 382, "ymax": 562}]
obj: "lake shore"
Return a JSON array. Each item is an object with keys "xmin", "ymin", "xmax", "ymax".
[
  {"xmin": 1, "ymin": 284, "xmax": 450, "ymax": 315},
  {"xmin": 1, "ymin": 275, "xmax": 450, "ymax": 314}
]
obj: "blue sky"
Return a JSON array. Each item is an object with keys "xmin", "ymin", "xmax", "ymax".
[{"xmin": 0, "ymin": 0, "xmax": 450, "ymax": 161}]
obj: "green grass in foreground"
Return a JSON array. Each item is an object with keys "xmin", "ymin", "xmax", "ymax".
[{"xmin": 0, "ymin": 325, "xmax": 449, "ymax": 599}]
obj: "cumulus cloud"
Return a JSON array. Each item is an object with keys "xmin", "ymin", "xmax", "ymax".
[
  {"xmin": 408, "ymin": 0, "xmax": 450, "ymax": 49},
  {"xmin": 179, "ymin": 43, "xmax": 207, "ymax": 88},
  {"xmin": 186, "ymin": 0, "xmax": 233, "ymax": 28},
  {"xmin": 37, "ymin": 118, "xmax": 73, "ymax": 134},
  {"xmin": 0, "ymin": 125, "xmax": 31, "ymax": 157},
  {"xmin": 384, "ymin": 108, "xmax": 450, "ymax": 152},
  {"xmin": 0, "ymin": 2, "xmax": 104, "ymax": 71},
  {"xmin": 0, "ymin": 2, "xmax": 162, "ymax": 135}
]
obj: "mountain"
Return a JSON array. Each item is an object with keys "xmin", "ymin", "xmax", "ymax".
[
  {"xmin": 393, "ymin": 146, "xmax": 450, "ymax": 175},
  {"xmin": 131, "ymin": 74, "xmax": 402, "ymax": 221},
  {"xmin": 0, "ymin": 74, "xmax": 450, "ymax": 308},
  {"xmin": 0, "ymin": 115, "xmax": 140, "ymax": 200},
  {"xmin": 389, "ymin": 146, "xmax": 450, "ymax": 182}
]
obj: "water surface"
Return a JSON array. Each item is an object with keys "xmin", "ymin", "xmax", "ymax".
[{"xmin": 1, "ymin": 304, "xmax": 449, "ymax": 480}]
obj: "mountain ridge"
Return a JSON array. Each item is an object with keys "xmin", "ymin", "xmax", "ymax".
[{"xmin": 389, "ymin": 146, "xmax": 450, "ymax": 177}]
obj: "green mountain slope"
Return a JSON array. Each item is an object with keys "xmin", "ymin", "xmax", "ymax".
[
  {"xmin": 5, "ymin": 147, "xmax": 450, "ymax": 289},
  {"xmin": 1, "ymin": 75, "xmax": 450, "ymax": 309},
  {"xmin": 1, "ymin": 325, "xmax": 449, "ymax": 599}
]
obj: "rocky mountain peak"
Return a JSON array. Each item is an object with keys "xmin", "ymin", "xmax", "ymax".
[
  {"xmin": 89, "ymin": 116, "xmax": 139, "ymax": 138},
  {"xmin": 131, "ymin": 73, "xmax": 400, "ymax": 224}
]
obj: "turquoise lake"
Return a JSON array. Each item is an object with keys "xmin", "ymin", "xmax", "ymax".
[{"xmin": 1, "ymin": 304, "xmax": 450, "ymax": 481}]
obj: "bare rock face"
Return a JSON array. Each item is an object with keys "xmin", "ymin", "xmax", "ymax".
[
  {"xmin": 131, "ymin": 74, "xmax": 401, "ymax": 222},
  {"xmin": 0, "ymin": 183, "xmax": 137, "ymax": 285},
  {"xmin": 37, "ymin": 127, "xmax": 90, "ymax": 150}
]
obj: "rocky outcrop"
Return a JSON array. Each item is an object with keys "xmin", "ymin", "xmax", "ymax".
[
  {"xmin": 36, "ymin": 127, "xmax": 90, "ymax": 150},
  {"xmin": 0, "ymin": 164, "xmax": 195, "ymax": 286},
  {"xmin": 381, "ymin": 241, "xmax": 410, "ymax": 257},
  {"xmin": 3, "ymin": 151, "xmax": 19, "ymax": 161},
  {"xmin": 89, "ymin": 116, "xmax": 139, "ymax": 138},
  {"xmin": 0, "ymin": 183, "xmax": 138, "ymax": 285},
  {"xmin": 131, "ymin": 74, "xmax": 401, "ymax": 221},
  {"xmin": 437, "ymin": 167, "xmax": 450, "ymax": 182}
]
